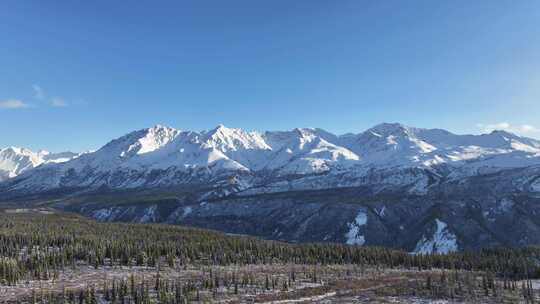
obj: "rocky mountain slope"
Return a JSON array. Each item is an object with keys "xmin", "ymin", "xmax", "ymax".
[{"xmin": 1, "ymin": 122, "xmax": 540, "ymax": 253}]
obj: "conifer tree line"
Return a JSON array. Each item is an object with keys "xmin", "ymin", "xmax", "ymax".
[
  {"xmin": 409, "ymin": 269, "xmax": 538, "ymax": 302},
  {"xmin": 23, "ymin": 267, "xmax": 305, "ymax": 304},
  {"xmin": 19, "ymin": 265, "xmax": 540, "ymax": 303},
  {"xmin": 0, "ymin": 212, "xmax": 538, "ymax": 289}
]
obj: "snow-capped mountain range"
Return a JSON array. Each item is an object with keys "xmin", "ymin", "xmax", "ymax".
[
  {"xmin": 2, "ymin": 122, "xmax": 540, "ymax": 253},
  {"xmin": 2, "ymin": 122, "xmax": 540, "ymax": 195},
  {"xmin": 0, "ymin": 147, "xmax": 77, "ymax": 181}
]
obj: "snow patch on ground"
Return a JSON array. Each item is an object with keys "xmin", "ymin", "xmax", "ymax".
[
  {"xmin": 259, "ymin": 292, "xmax": 337, "ymax": 304},
  {"xmin": 383, "ymin": 297, "xmax": 453, "ymax": 304},
  {"xmin": 532, "ymin": 179, "xmax": 540, "ymax": 192},
  {"xmin": 497, "ymin": 198, "xmax": 514, "ymax": 213},
  {"xmin": 138, "ymin": 205, "xmax": 157, "ymax": 223},
  {"xmin": 182, "ymin": 206, "xmax": 192, "ymax": 217},
  {"xmin": 345, "ymin": 211, "xmax": 367, "ymax": 245},
  {"xmin": 414, "ymin": 219, "xmax": 458, "ymax": 254},
  {"xmin": 482, "ymin": 210, "xmax": 494, "ymax": 222},
  {"xmin": 484, "ymin": 198, "xmax": 515, "ymax": 220}
]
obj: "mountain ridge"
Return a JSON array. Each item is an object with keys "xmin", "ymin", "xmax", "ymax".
[
  {"xmin": 2, "ymin": 122, "xmax": 540, "ymax": 254},
  {"xmin": 0, "ymin": 147, "xmax": 78, "ymax": 182},
  {"xmin": 2, "ymin": 122, "xmax": 540, "ymax": 194}
]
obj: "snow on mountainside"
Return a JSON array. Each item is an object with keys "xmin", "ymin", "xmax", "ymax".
[
  {"xmin": 0, "ymin": 147, "xmax": 77, "ymax": 181},
  {"xmin": 263, "ymin": 128, "xmax": 359, "ymax": 174},
  {"xmin": 413, "ymin": 219, "xmax": 458, "ymax": 254},
  {"xmin": 340, "ymin": 123, "xmax": 540, "ymax": 170},
  {"xmin": 201, "ymin": 125, "xmax": 272, "ymax": 170},
  {"xmin": 2, "ymin": 123, "xmax": 540, "ymax": 195},
  {"xmin": 340, "ymin": 123, "xmax": 438, "ymax": 166}
]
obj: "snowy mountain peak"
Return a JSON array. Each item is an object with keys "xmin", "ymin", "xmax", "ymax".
[
  {"xmin": 489, "ymin": 129, "xmax": 514, "ymax": 137},
  {"xmin": 99, "ymin": 125, "xmax": 181, "ymax": 160},
  {"xmin": 293, "ymin": 128, "xmax": 315, "ymax": 136},
  {"xmin": 362, "ymin": 123, "xmax": 425, "ymax": 144},
  {"xmin": 343, "ymin": 123, "xmax": 437, "ymax": 163},
  {"xmin": 213, "ymin": 123, "xmax": 227, "ymax": 130},
  {"xmin": 485, "ymin": 130, "xmax": 540, "ymax": 148},
  {"xmin": 37, "ymin": 150, "xmax": 51, "ymax": 157},
  {"xmin": 202, "ymin": 125, "xmax": 271, "ymax": 152},
  {"xmin": 368, "ymin": 122, "xmax": 409, "ymax": 135},
  {"xmin": 0, "ymin": 147, "xmax": 77, "ymax": 181},
  {"xmin": 3, "ymin": 122, "xmax": 540, "ymax": 192},
  {"xmin": 135, "ymin": 125, "xmax": 180, "ymax": 155},
  {"xmin": 2, "ymin": 146, "xmax": 35, "ymax": 156}
]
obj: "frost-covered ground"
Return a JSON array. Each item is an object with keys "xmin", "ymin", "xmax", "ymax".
[{"xmin": 3, "ymin": 263, "xmax": 536, "ymax": 303}]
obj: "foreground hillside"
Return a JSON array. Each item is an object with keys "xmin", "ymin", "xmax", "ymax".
[
  {"xmin": 0, "ymin": 209, "xmax": 539, "ymax": 303},
  {"xmin": 43, "ymin": 165, "xmax": 540, "ymax": 254}
]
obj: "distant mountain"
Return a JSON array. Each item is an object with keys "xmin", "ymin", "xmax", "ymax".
[
  {"xmin": 340, "ymin": 123, "xmax": 540, "ymax": 169},
  {"xmin": 1, "ymin": 123, "xmax": 540, "ymax": 253},
  {"xmin": 0, "ymin": 147, "xmax": 78, "ymax": 181},
  {"xmin": 3, "ymin": 122, "xmax": 539, "ymax": 193}
]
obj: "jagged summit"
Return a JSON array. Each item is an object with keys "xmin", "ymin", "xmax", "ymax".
[
  {"xmin": 202, "ymin": 124, "xmax": 271, "ymax": 152},
  {"xmin": 1, "ymin": 122, "xmax": 540, "ymax": 193},
  {"xmin": 0, "ymin": 147, "xmax": 77, "ymax": 181},
  {"xmin": 366, "ymin": 122, "xmax": 409, "ymax": 135}
]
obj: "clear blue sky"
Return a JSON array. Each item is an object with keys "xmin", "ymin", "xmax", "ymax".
[{"xmin": 1, "ymin": 1, "xmax": 539, "ymax": 152}]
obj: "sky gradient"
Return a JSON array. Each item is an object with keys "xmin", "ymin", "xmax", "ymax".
[{"xmin": 1, "ymin": 1, "xmax": 540, "ymax": 152}]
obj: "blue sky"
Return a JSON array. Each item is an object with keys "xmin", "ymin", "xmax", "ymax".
[{"xmin": 1, "ymin": 1, "xmax": 539, "ymax": 152}]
